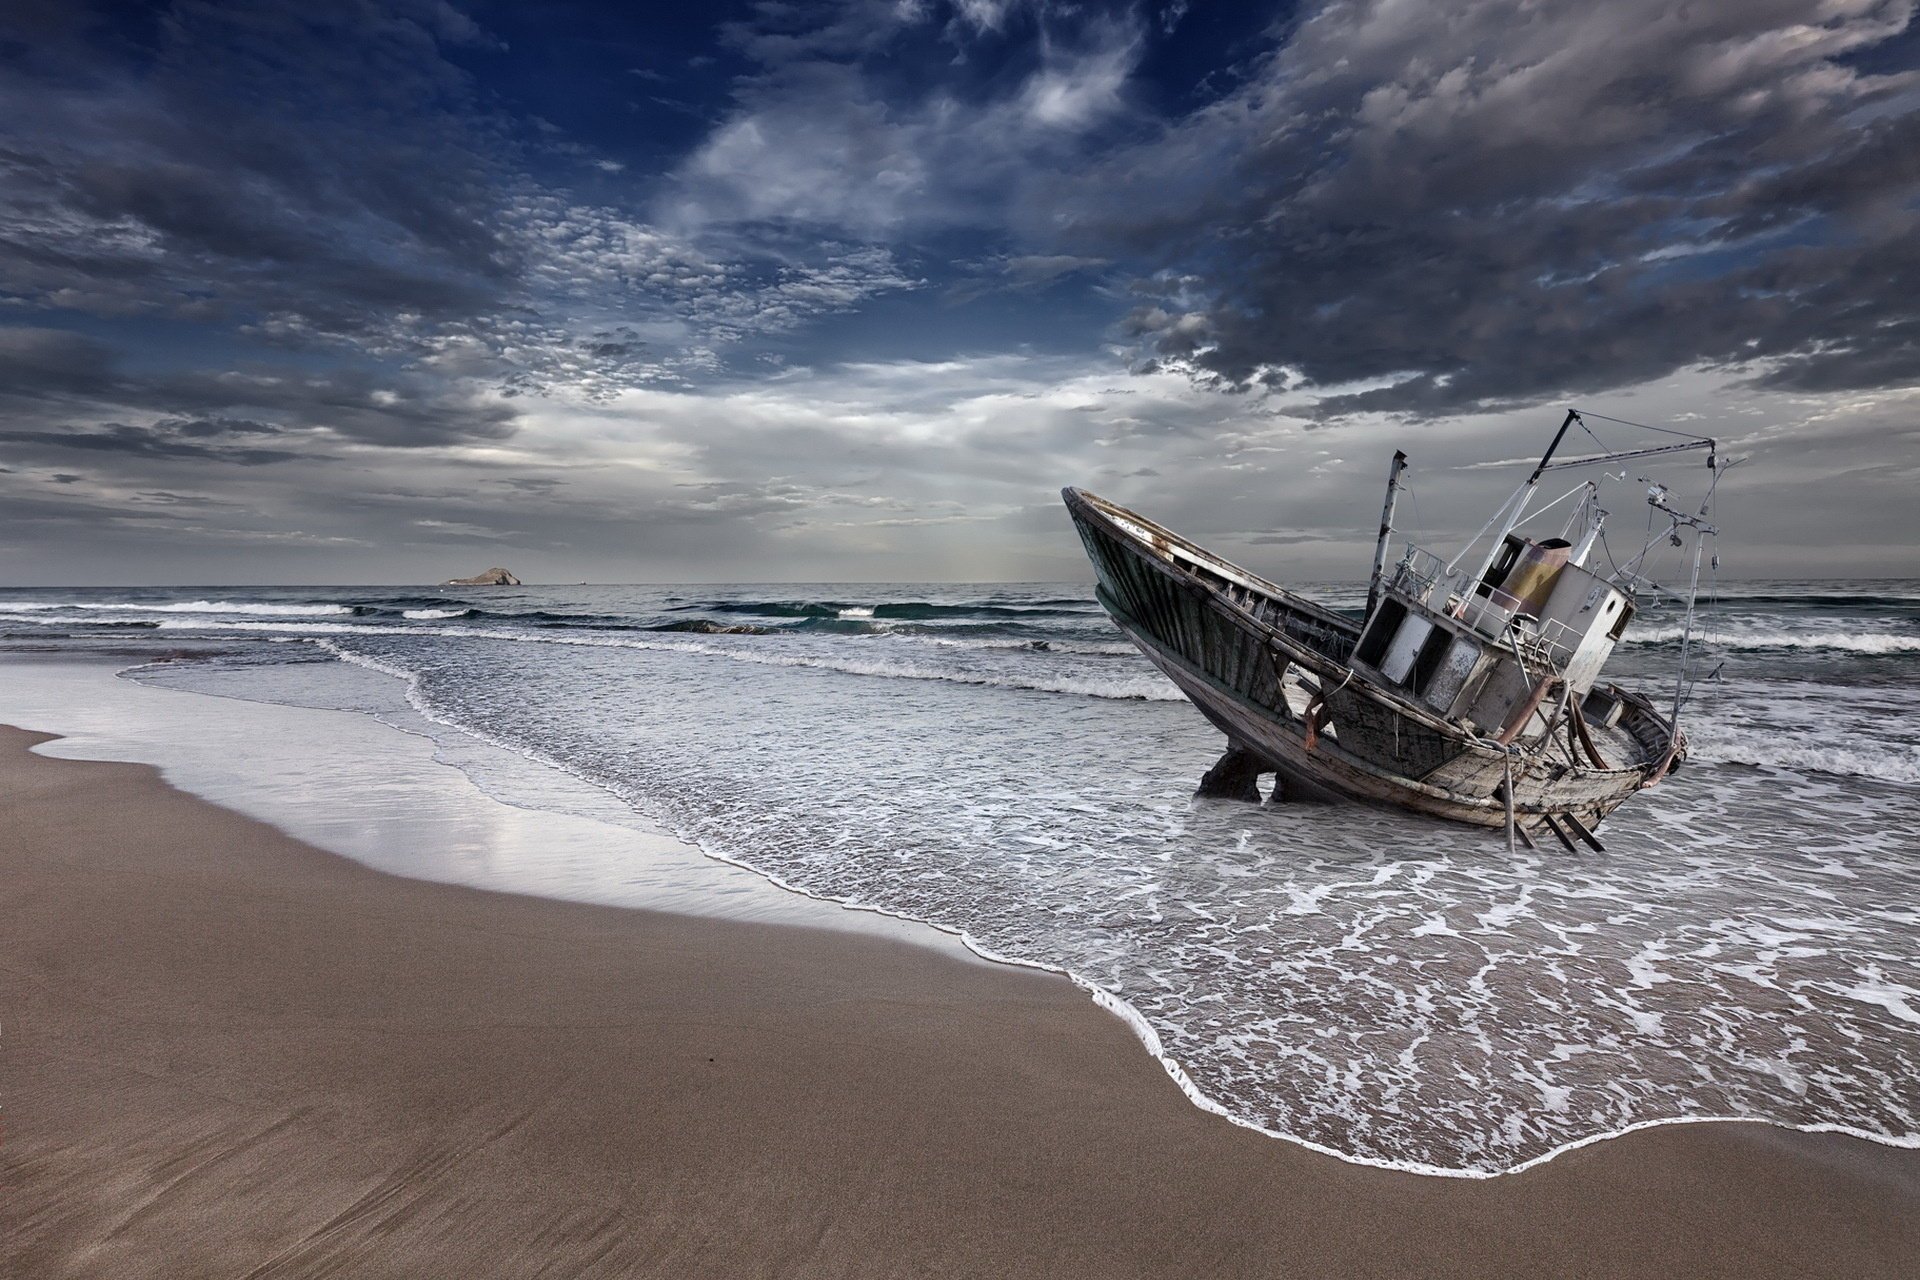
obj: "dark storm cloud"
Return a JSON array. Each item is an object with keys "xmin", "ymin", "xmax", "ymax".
[
  {"xmin": 1087, "ymin": 0, "xmax": 1920, "ymax": 414},
  {"xmin": 0, "ymin": 326, "xmax": 118, "ymax": 395},
  {"xmin": 0, "ymin": 324, "xmax": 519, "ymax": 453},
  {"xmin": 155, "ymin": 416, "xmax": 282, "ymax": 438},
  {"xmin": 0, "ymin": 0, "xmax": 518, "ymax": 340},
  {"xmin": 3, "ymin": 0, "xmax": 1917, "ymax": 584},
  {"xmin": 0, "ymin": 423, "xmax": 307, "ymax": 466},
  {"xmin": 0, "ymin": 0, "xmax": 915, "ymax": 432}
]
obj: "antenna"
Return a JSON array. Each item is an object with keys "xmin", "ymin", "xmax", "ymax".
[{"xmin": 1653, "ymin": 454, "xmax": 1736, "ymax": 740}]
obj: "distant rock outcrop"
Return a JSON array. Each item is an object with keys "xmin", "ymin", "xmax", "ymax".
[{"xmin": 442, "ymin": 567, "xmax": 522, "ymax": 586}]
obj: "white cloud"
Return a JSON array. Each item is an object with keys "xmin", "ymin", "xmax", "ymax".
[
  {"xmin": 9, "ymin": 337, "xmax": 1918, "ymax": 580},
  {"xmin": 1021, "ymin": 29, "xmax": 1137, "ymax": 129},
  {"xmin": 665, "ymin": 6, "xmax": 1144, "ymax": 236}
]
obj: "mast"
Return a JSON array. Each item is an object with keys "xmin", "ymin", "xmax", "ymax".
[
  {"xmin": 1366, "ymin": 450, "xmax": 1408, "ymax": 619},
  {"xmin": 1456, "ymin": 410, "xmax": 1582, "ymax": 599},
  {"xmin": 1529, "ymin": 409, "xmax": 1581, "ymax": 486}
]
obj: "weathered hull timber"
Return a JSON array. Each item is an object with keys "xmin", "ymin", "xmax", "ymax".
[{"xmin": 1063, "ymin": 486, "xmax": 1683, "ymax": 832}]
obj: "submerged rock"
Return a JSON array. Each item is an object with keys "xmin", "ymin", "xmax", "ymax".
[{"xmin": 443, "ymin": 567, "xmax": 522, "ymax": 586}]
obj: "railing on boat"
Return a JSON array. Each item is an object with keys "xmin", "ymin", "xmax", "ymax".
[
  {"xmin": 1388, "ymin": 549, "xmax": 1450, "ymax": 610},
  {"xmin": 1387, "ymin": 548, "xmax": 1583, "ymax": 674}
]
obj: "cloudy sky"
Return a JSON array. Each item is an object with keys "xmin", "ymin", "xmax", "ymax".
[{"xmin": 2, "ymin": 0, "xmax": 1916, "ymax": 585}]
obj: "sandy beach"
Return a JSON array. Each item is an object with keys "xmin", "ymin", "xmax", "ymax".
[
  {"xmin": 3, "ymin": 723, "xmax": 1917, "ymax": 1277},
  {"xmin": 8, "ymin": 0, "xmax": 1920, "ymax": 1270}
]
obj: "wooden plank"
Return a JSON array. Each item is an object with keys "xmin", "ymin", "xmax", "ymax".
[{"xmin": 1561, "ymin": 812, "xmax": 1606, "ymax": 852}]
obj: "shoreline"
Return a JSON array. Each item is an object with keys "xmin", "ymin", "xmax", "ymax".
[
  {"xmin": 5, "ymin": 723, "xmax": 1919, "ymax": 1276},
  {"xmin": 0, "ymin": 653, "xmax": 975, "ymax": 952},
  {"xmin": 5, "ymin": 653, "xmax": 1919, "ymax": 1181}
]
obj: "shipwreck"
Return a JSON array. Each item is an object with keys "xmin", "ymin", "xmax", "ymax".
[{"xmin": 1063, "ymin": 410, "xmax": 1731, "ymax": 849}]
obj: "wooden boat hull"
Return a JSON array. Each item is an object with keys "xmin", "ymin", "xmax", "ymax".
[{"xmin": 1064, "ymin": 487, "xmax": 1682, "ymax": 832}]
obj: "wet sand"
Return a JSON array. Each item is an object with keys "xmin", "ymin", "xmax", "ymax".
[{"xmin": 4, "ymin": 723, "xmax": 1917, "ymax": 1278}]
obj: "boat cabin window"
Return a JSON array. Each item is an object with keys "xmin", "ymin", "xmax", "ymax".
[
  {"xmin": 1608, "ymin": 598, "xmax": 1634, "ymax": 641},
  {"xmin": 1474, "ymin": 535, "xmax": 1524, "ymax": 598},
  {"xmin": 1355, "ymin": 599, "xmax": 1407, "ymax": 668},
  {"xmin": 1409, "ymin": 626, "xmax": 1453, "ymax": 696}
]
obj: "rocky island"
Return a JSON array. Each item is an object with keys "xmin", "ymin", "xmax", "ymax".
[{"xmin": 442, "ymin": 567, "xmax": 522, "ymax": 586}]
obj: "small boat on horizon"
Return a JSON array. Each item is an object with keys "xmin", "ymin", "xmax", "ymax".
[{"xmin": 1063, "ymin": 410, "xmax": 1732, "ymax": 849}]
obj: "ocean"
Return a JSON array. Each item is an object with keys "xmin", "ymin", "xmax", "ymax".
[{"xmin": 4, "ymin": 578, "xmax": 1917, "ymax": 1176}]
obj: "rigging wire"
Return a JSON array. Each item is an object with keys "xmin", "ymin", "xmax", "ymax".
[
  {"xmin": 1571, "ymin": 408, "xmax": 1717, "ymax": 442},
  {"xmin": 1509, "ymin": 479, "xmax": 1592, "ymax": 532},
  {"xmin": 1598, "ymin": 519, "xmax": 1693, "ymax": 604},
  {"xmin": 1575, "ymin": 413, "xmax": 1613, "ymax": 454},
  {"xmin": 1675, "ymin": 457, "xmax": 1736, "ymax": 706},
  {"xmin": 1681, "ymin": 547, "xmax": 1725, "ymax": 702},
  {"xmin": 1703, "ymin": 550, "xmax": 1723, "ymax": 682},
  {"xmin": 1642, "ymin": 475, "xmax": 1658, "ymax": 559}
]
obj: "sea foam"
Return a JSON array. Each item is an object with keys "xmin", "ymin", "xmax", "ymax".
[
  {"xmin": 1, "ymin": 599, "xmax": 353, "ymax": 617},
  {"xmin": 263, "ymin": 623, "xmax": 1920, "ymax": 1176},
  {"xmin": 24, "ymin": 579, "xmax": 1920, "ymax": 1177},
  {"xmin": 1627, "ymin": 624, "xmax": 1920, "ymax": 654}
]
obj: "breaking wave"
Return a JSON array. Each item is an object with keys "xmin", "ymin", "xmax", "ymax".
[
  {"xmin": 1, "ymin": 617, "xmax": 161, "ymax": 630},
  {"xmin": 889, "ymin": 634, "xmax": 1140, "ymax": 656},
  {"xmin": 679, "ymin": 599, "xmax": 1101, "ymax": 621},
  {"xmin": 0, "ymin": 598, "xmax": 354, "ymax": 617},
  {"xmin": 651, "ymin": 619, "xmax": 772, "ymax": 635},
  {"xmin": 391, "ymin": 630, "xmax": 1187, "ymax": 703},
  {"xmin": 1710, "ymin": 590, "xmax": 1920, "ymax": 609},
  {"xmin": 126, "ymin": 618, "xmax": 1183, "ymax": 702},
  {"xmin": 1689, "ymin": 726, "xmax": 1920, "ymax": 785},
  {"xmin": 1627, "ymin": 625, "xmax": 1920, "ymax": 654}
]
